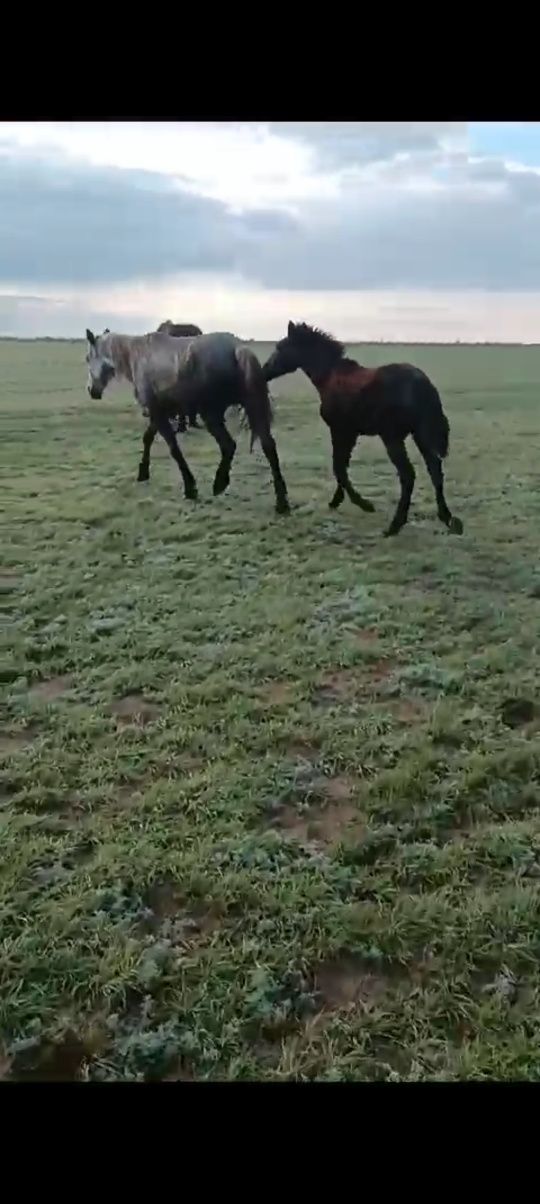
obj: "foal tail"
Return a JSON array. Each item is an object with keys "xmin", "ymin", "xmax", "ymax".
[
  {"xmin": 235, "ymin": 346, "xmax": 274, "ymax": 451},
  {"xmin": 418, "ymin": 378, "xmax": 450, "ymax": 460}
]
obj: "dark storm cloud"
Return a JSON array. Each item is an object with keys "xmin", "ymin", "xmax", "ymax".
[
  {"xmin": 240, "ymin": 176, "xmax": 540, "ymax": 290},
  {"xmin": 0, "ymin": 148, "xmax": 297, "ymax": 286},
  {"xmin": 1, "ymin": 137, "xmax": 540, "ymax": 295}
]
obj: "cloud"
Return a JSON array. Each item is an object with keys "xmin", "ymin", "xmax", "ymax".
[
  {"xmin": 1, "ymin": 125, "xmax": 540, "ymax": 313},
  {"xmin": 235, "ymin": 155, "xmax": 540, "ymax": 291},
  {"xmin": 0, "ymin": 146, "xmax": 297, "ymax": 287},
  {"xmin": 269, "ymin": 122, "xmax": 466, "ymax": 168}
]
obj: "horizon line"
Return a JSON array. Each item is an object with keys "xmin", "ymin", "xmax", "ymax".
[{"xmin": 2, "ymin": 335, "xmax": 540, "ymax": 348}]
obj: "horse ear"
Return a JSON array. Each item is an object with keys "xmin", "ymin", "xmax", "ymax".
[
  {"xmin": 287, "ymin": 321, "xmax": 295, "ymax": 337},
  {"xmin": 86, "ymin": 328, "xmax": 96, "ymax": 346},
  {"xmin": 103, "ymin": 328, "xmax": 110, "ymax": 335}
]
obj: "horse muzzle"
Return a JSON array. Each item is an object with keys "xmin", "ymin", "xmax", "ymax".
[{"xmin": 88, "ymin": 385, "xmax": 103, "ymax": 400}]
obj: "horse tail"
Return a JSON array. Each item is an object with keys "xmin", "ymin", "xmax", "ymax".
[
  {"xmin": 418, "ymin": 378, "xmax": 450, "ymax": 460},
  {"xmin": 235, "ymin": 346, "xmax": 274, "ymax": 452}
]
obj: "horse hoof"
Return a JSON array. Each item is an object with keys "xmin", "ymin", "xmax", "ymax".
[
  {"xmin": 360, "ymin": 500, "xmax": 375, "ymax": 513},
  {"xmin": 276, "ymin": 500, "xmax": 291, "ymax": 515},
  {"xmin": 137, "ymin": 469, "xmax": 149, "ymax": 483},
  {"xmin": 213, "ymin": 479, "xmax": 229, "ymax": 497},
  {"xmin": 448, "ymin": 516, "xmax": 464, "ymax": 535},
  {"xmin": 383, "ymin": 524, "xmax": 401, "ymax": 538},
  {"xmin": 185, "ymin": 488, "xmax": 198, "ymax": 502}
]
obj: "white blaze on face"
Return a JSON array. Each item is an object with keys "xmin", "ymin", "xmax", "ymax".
[{"xmin": 86, "ymin": 333, "xmax": 115, "ymax": 396}]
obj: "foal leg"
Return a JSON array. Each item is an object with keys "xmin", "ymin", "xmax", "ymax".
[
  {"xmin": 137, "ymin": 421, "xmax": 157, "ymax": 482},
  {"xmin": 329, "ymin": 427, "xmax": 374, "ymax": 512},
  {"xmin": 382, "ymin": 439, "xmax": 416, "ymax": 536},
  {"xmin": 204, "ymin": 415, "xmax": 237, "ymax": 496},
  {"xmin": 412, "ymin": 434, "xmax": 464, "ymax": 535},
  {"xmin": 152, "ymin": 411, "xmax": 198, "ymax": 501}
]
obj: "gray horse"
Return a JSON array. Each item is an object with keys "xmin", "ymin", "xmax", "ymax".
[{"xmin": 85, "ymin": 328, "xmax": 289, "ymax": 514}]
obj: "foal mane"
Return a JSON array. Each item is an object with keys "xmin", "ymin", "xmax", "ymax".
[{"xmin": 289, "ymin": 322, "xmax": 345, "ymax": 361}]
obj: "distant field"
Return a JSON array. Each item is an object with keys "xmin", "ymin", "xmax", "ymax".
[{"xmin": 2, "ymin": 339, "xmax": 540, "ymax": 1081}]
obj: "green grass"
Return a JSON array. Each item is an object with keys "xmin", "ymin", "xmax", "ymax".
[{"xmin": 2, "ymin": 337, "xmax": 540, "ymax": 1081}]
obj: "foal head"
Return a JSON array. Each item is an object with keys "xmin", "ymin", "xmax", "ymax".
[
  {"xmin": 85, "ymin": 328, "xmax": 115, "ymax": 399},
  {"xmin": 263, "ymin": 321, "xmax": 345, "ymax": 383}
]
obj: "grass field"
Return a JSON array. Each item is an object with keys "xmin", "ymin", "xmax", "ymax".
[{"xmin": 2, "ymin": 337, "xmax": 540, "ymax": 1081}]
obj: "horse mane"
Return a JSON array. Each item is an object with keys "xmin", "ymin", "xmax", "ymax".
[
  {"xmin": 99, "ymin": 332, "xmax": 136, "ymax": 383},
  {"xmin": 289, "ymin": 322, "xmax": 345, "ymax": 360}
]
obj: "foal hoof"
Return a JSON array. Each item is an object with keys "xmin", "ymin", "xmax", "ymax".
[
  {"xmin": 276, "ymin": 498, "xmax": 291, "ymax": 516},
  {"xmin": 383, "ymin": 523, "xmax": 402, "ymax": 538},
  {"xmin": 448, "ymin": 516, "xmax": 464, "ymax": 535},
  {"xmin": 213, "ymin": 477, "xmax": 230, "ymax": 497},
  {"xmin": 184, "ymin": 486, "xmax": 199, "ymax": 502},
  {"xmin": 137, "ymin": 467, "xmax": 149, "ymax": 483}
]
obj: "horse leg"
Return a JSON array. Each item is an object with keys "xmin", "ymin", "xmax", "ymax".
[
  {"xmin": 152, "ymin": 410, "xmax": 198, "ymax": 501},
  {"xmin": 137, "ymin": 421, "xmax": 157, "ymax": 482},
  {"xmin": 258, "ymin": 430, "xmax": 290, "ymax": 515},
  {"xmin": 236, "ymin": 348, "xmax": 289, "ymax": 514},
  {"xmin": 329, "ymin": 427, "xmax": 375, "ymax": 512},
  {"xmin": 412, "ymin": 435, "xmax": 464, "ymax": 535},
  {"xmin": 382, "ymin": 439, "xmax": 416, "ymax": 536},
  {"xmin": 205, "ymin": 415, "xmax": 237, "ymax": 496}
]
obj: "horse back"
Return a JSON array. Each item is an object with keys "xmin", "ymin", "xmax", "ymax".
[
  {"xmin": 320, "ymin": 359, "xmax": 434, "ymax": 438},
  {"xmin": 136, "ymin": 331, "xmax": 241, "ymax": 405}
]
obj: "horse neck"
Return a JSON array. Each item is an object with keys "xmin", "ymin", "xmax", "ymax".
[
  {"xmin": 301, "ymin": 350, "xmax": 344, "ymax": 390},
  {"xmin": 108, "ymin": 335, "xmax": 135, "ymax": 384}
]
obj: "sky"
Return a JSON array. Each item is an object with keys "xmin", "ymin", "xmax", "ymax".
[{"xmin": 1, "ymin": 121, "xmax": 540, "ymax": 342}]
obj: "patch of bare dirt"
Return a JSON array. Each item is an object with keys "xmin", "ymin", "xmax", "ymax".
[
  {"xmin": 63, "ymin": 838, "xmax": 96, "ymax": 869},
  {"xmin": 312, "ymin": 670, "xmax": 357, "ymax": 706},
  {"xmin": 286, "ymin": 741, "xmax": 320, "ymax": 762},
  {"xmin": 112, "ymin": 784, "xmax": 142, "ymax": 810},
  {"xmin": 0, "ymin": 574, "xmax": 19, "ymax": 592},
  {"xmin": 270, "ymin": 780, "xmax": 364, "ymax": 849},
  {"xmin": 29, "ymin": 674, "xmax": 74, "ymax": 702},
  {"xmin": 366, "ymin": 658, "xmax": 397, "ymax": 683},
  {"xmin": 163, "ymin": 1060, "xmax": 196, "ymax": 1081},
  {"xmin": 500, "ymin": 697, "xmax": 536, "ymax": 728},
  {"xmin": 313, "ymin": 662, "xmax": 396, "ymax": 707},
  {"xmin": 388, "ymin": 697, "xmax": 425, "ymax": 722},
  {"xmin": 111, "ymin": 694, "xmax": 161, "ymax": 726},
  {"xmin": 0, "ymin": 731, "xmax": 34, "ymax": 756},
  {"xmin": 145, "ymin": 878, "xmax": 185, "ymax": 920},
  {"xmin": 322, "ymin": 774, "xmax": 357, "ymax": 802},
  {"xmin": 9, "ymin": 1032, "xmax": 89, "ymax": 1082},
  {"xmin": 313, "ymin": 956, "xmax": 394, "ymax": 1012},
  {"xmin": 249, "ymin": 1040, "xmax": 283, "ymax": 1072},
  {"xmin": 352, "ymin": 627, "xmax": 380, "ymax": 645},
  {"xmin": 34, "ymin": 793, "xmax": 88, "ymax": 821},
  {"xmin": 143, "ymin": 879, "xmax": 223, "ymax": 944},
  {"xmin": 0, "ymin": 1047, "xmax": 12, "ymax": 1080},
  {"xmin": 258, "ymin": 681, "xmax": 295, "ymax": 706},
  {"xmin": 180, "ymin": 753, "xmax": 206, "ymax": 771}
]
